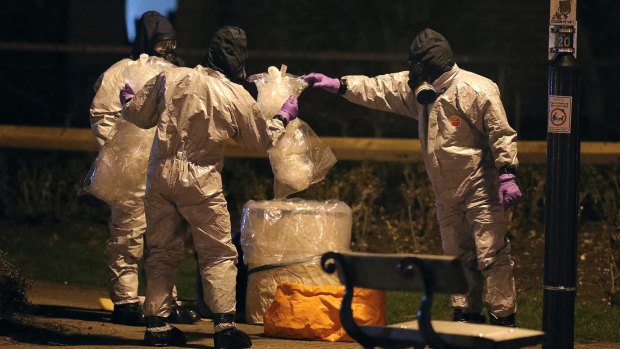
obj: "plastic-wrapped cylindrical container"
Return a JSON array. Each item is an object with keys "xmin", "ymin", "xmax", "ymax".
[{"xmin": 240, "ymin": 199, "xmax": 352, "ymax": 324}]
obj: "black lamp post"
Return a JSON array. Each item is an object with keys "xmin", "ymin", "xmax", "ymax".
[{"xmin": 543, "ymin": 2, "xmax": 580, "ymax": 348}]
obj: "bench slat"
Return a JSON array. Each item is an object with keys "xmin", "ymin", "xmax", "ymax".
[
  {"xmin": 323, "ymin": 251, "xmax": 468, "ymax": 294},
  {"xmin": 361, "ymin": 321, "xmax": 544, "ymax": 349}
]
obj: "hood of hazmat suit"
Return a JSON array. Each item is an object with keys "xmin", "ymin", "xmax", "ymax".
[
  {"xmin": 131, "ymin": 11, "xmax": 182, "ymax": 66},
  {"xmin": 408, "ymin": 28, "xmax": 455, "ymax": 104},
  {"xmin": 408, "ymin": 28, "xmax": 455, "ymax": 83},
  {"xmin": 202, "ymin": 26, "xmax": 248, "ymax": 84}
]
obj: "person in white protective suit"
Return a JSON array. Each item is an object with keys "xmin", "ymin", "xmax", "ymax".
[
  {"xmin": 89, "ymin": 11, "xmax": 198, "ymax": 326},
  {"xmin": 121, "ymin": 26, "xmax": 298, "ymax": 347},
  {"xmin": 302, "ymin": 28, "xmax": 522, "ymax": 327}
]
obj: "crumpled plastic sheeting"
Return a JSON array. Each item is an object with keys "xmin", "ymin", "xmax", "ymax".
[
  {"xmin": 83, "ymin": 120, "xmax": 155, "ymax": 209},
  {"xmin": 248, "ymin": 65, "xmax": 307, "ymax": 118},
  {"xmin": 245, "ymin": 260, "xmax": 341, "ymax": 325},
  {"xmin": 248, "ymin": 66, "xmax": 336, "ymax": 198},
  {"xmin": 264, "ymin": 282, "xmax": 387, "ymax": 341},
  {"xmin": 83, "ymin": 54, "xmax": 173, "ymax": 209},
  {"xmin": 240, "ymin": 199, "xmax": 352, "ymax": 268},
  {"xmin": 269, "ymin": 118, "xmax": 337, "ymax": 198}
]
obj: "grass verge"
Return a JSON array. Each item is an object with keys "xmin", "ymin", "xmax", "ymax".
[
  {"xmin": 387, "ymin": 291, "xmax": 620, "ymax": 343},
  {"xmin": 0, "ymin": 219, "xmax": 197, "ymax": 298}
]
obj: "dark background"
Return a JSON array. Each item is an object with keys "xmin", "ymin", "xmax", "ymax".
[{"xmin": 0, "ymin": 0, "xmax": 618, "ymax": 141}]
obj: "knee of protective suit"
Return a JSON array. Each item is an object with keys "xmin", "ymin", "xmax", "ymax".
[
  {"xmin": 461, "ymin": 252, "xmax": 479, "ymax": 270},
  {"xmin": 107, "ymin": 235, "xmax": 144, "ymax": 261},
  {"xmin": 477, "ymin": 250, "xmax": 513, "ymax": 271}
]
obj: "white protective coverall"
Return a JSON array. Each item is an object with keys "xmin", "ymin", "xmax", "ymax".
[
  {"xmin": 122, "ymin": 65, "xmax": 286, "ymax": 318},
  {"xmin": 90, "ymin": 55, "xmax": 173, "ymax": 305},
  {"xmin": 341, "ymin": 63, "xmax": 519, "ymax": 317}
]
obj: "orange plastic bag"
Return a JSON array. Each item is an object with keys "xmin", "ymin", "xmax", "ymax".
[{"xmin": 263, "ymin": 282, "xmax": 386, "ymax": 342}]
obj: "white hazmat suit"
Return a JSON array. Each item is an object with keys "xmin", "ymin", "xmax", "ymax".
[
  {"xmin": 90, "ymin": 55, "xmax": 171, "ymax": 306},
  {"xmin": 341, "ymin": 63, "xmax": 518, "ymax": 318},
  {"xmin": 122, "ymin": 65, "xmax": 286, "ymax": 320},
  {"xmin": 88, "ymin": 11, "xmax": 199, "ymax": 326}
]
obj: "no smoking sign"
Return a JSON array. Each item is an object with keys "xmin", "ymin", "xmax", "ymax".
[{"xmin": 548, "ymin": 95, "xmax": 572, "ymax": 133}]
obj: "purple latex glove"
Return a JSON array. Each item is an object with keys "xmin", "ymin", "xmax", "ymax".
[
  {"xmin": 302, "ymin": 73, "xmax": 341, "ymax": 94},
  {"xmin": 277, "ymin": 96, "xmax": 299, "ymax": 121},
  {"xmin": 119, "ymin": 83, "xmax": 135, "ymax": 105},
  {"xmin": 498, "ymin": 173, "xmax": 522, "ymax": 210}
]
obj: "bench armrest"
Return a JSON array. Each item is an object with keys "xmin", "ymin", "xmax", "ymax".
[
  {"xmin": 321, "ymin": 251, "xmax": 453, "ymax": 349},
  {"xmin": 321, "ymin": 252, "xmax": 375, "ymax": 346}
]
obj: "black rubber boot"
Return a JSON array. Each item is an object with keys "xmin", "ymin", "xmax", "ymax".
[
  {"xmin": 111, "ymin": 302, "xmax": 144, "ymax": 326},
  {"xmin": 453, "ymin": 308, "xmax": 486, "ymax": 324},
  {"xmin": 144, "ymin": 316, "xmax": 187, "ymax": 347},
  {"xmin": 214, "ymin": 328, "xmax": 252, "ymax": 349},
  {"xmin": 167, "ymin": 303, "xmax": 200, "ymax": 324},
  {"xmin": 489, "ymin": 312, "xmax": 516, "ymax": 327},
  {"xmin": 213, "ymin": 313, "xmax": 251, "ymax": 349}
]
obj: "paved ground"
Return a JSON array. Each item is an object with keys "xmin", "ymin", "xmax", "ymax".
[
  {"xmin": 0, "ymin": 281, "xmax": 359, "ymax": 348},
  {"xmin": 1, "ymin": 281, "xmax": 618, "ymax": 349}
]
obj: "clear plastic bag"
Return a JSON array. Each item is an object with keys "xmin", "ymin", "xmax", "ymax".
[
  {"xmin": 248, "ymin": 65, "xmax": 307, "ymax": 118},
  {"xmin": 83, "ymin": 121, "xmax": 155, "ymax": 208},
  {"xmin": 248, "ymin": 65, "xmax": 337, "ymax": 198},
  {"xmin": 268, "ymin": 118, "xmax": 337, "ymax": 197},
  {"xmin": 83, "ymin": 54, "xmax": 173, "ymax": 209}
]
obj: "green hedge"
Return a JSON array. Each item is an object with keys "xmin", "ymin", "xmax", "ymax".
[
  {"xmin": 0, "ymin": 151, "xmax": 618, "ymax": 303},
  {"xmin": 1, "ymin": 151, "xmax": 618, "ymax": 241}
]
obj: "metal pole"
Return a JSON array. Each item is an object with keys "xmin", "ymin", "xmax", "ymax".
[{"xmin": 543, "ymin": 1, "xmax": 580, "ymax": 348}]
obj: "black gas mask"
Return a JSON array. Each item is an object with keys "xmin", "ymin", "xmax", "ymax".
[
  {"xmin": 408, "ymin": 59, "xmax": 437, "ymax": 105},
  {"xmin": 131, "ymin": 11, "xmax": 183, "ymax": 66},
  {"xmin": 407, "ymin": 28, "xmax": 456, "ymax": 105},
  {"xmin": 153, "ymin": 38, "xmax": 181, "ymax": 65}
]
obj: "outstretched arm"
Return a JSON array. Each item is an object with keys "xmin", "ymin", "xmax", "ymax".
[{"xmin": 303, "ymin": 71, "xmax": 417, "ymax": 119}]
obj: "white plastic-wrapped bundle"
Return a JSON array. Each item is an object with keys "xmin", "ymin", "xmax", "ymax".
[
  {"xmin": 248, "ymin": 65, "xmax": 307, "ymax": 118},
  {"xmin": 268, "ymin": 118, "xmax": 337, "ymax": 198},
  {"xmin": 83, "ymin": 54, "xmax": 173, "ymax": 209},
  {"xmin": 84, "ymin": 120, "xmax": 156, "ymax": 208},
  {"xmin": 248, "ymin": 66, "xmax": 337, "ymax": 198},
  {"xmin": 240, "ymin": 199, "xmax": 352, "ymax": 324}
]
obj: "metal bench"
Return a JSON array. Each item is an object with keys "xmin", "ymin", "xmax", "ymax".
[{"xmin": 320, "ymin": 251, "xmax": 545, "ymax": 349}]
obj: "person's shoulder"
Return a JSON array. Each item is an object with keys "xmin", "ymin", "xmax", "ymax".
[
  {"xmin": 103, "ymin": 58, "xmax": 133, "ymax": 74},
  {"xmin": 95, "ymin": 58, "xmax": 132, "ymax": 87},
  {"xmin": 158, "ymin": 66, "xmax": 197, "ymax": 81},
  {"xmin": 455, "ymin": 69, "xmax": 498, "ymax": 94},
  {"xmin": 195, "ymin": 66, "xmax": 229, "ymax": 82},
  {"xmin": 146, "ymin": 55, "xmax": 175, "ymax": 69},
  {"xmin": 198, "ymin": 66, "xmax": 248, "ymax": 93},
  {"xmin": 173, "ymin": 66, "xmax": 196, "ymax": 75}
]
